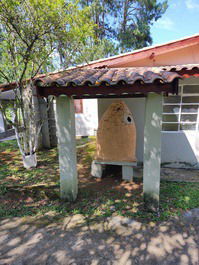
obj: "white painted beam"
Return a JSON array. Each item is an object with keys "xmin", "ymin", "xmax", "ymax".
[
  {"xmin": 56, "ymin": 96, "xmax": 78, "ymax": 201},
  {"xmin": 143, "ymin": 93, "xmax": 163, "ymax": 211}
]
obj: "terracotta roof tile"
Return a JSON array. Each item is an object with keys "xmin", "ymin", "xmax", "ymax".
[
  {"xmin": 1, "ymin": 64, "xmax": 198, "ymax": 92},
  {"xmin": 35, "ymin": 67, "xmax": 181, "ymax": 87}
]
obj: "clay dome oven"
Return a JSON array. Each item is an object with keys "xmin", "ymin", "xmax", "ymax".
[{"xmin": 96, "ymin": 100, "xmax": 136, "ymax": 162}]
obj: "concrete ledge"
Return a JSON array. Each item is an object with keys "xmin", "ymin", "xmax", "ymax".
[
  {"xmin": 91, "ymin": 160, "xmax": 137, "ymax": 181},
  {"xmin": 94, "ymin": 160, "xmax": 137, "ymax": 166}
]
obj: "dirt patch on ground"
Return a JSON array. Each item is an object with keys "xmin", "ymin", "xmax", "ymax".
[
  {"xmin": 0, "ymin": 213, "xmax": 198, "ymax": 265},
  {"xmin": 0, "ymin": 139, "xmax": 199, "ymax": 264}
]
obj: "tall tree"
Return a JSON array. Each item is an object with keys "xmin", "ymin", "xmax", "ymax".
[
  {"xmin": 80, "ymin": 0, "xmax": 117, "ymax": 40},
  {"xmin": 79, "ymin": 0, "xmax": 168, "ymax": 54},
  {"xmin": 57, "ymin": 0, "xmax": 118, "ymax": 67},
  {"xmin": 118, "ymin": 0, "xmax": 168, "ymax": 51},
  {"xmin": 0, "ymin": 0, "xmax": 94, "ymax": 168}
]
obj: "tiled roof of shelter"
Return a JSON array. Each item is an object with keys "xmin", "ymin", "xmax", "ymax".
[
  {"xmin": 1, "ymin": 64, "xmax": 199, "ymax": 92},
  {"xmin": 35, "ymin": 67, "xmax": 181, "ymax": 88}
]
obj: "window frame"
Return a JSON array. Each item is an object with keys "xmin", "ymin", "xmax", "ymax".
[{"xmin": 162, "ymin": 85, "xmax": 199, "ymax": 132}]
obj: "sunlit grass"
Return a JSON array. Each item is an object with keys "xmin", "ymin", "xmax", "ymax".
[{"xmin": 0, "ymin": 138, "xmax": 199, "ymax": 223}]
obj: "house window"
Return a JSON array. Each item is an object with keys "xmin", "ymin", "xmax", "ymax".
[
  {"xmin": 162, "ymin": 85, "xmax": 199, "ymax": 131},
  {"xmin": 74, "ymin": 99, "xmax": 83, "ymax": 113}
]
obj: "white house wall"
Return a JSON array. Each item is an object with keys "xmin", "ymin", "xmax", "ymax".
[
  {"xmin": 161, "ymin": 131, "xmax": 199, "ymax": 168},
  {"xmin": 75, "ymin": 99, "xmax": 98, "ymax": 136}
]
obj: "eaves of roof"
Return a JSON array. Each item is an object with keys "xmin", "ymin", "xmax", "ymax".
[{"xmin": 35, "ymin": 67, "xmax": 180, "ymax": 87}]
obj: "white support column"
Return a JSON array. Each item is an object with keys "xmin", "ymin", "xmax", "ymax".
[
  {"xmin": 0, "ymin": 111, "xmax": 5, "ymax": 133},
  {"xmin": 38, "ymin": 97, "xmax": 51, "ymax": 148},
  {"xmin": 91, "ymin": 161, "xmax": 103, "ymax": 178},
  {"xmin": 56, "ymin": 96, "xmax": 78, "ymax": 201},
  {"xmin": 32, "ymin": 86, "xmax": 43, "ymax": 150},
  {"xmin": 122, "ymin": 166, "xmax": 133, "ymax": 181},
  {"xmin": 143, "ymin": 93, "xmax": 163, "ymax": 211}
]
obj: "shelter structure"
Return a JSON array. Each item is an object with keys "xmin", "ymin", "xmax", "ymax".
[
  {"xmin": 1, "ymin": 34, "xmax": 199, "ymax": 211},
  {"xmin": 34, "ymin": 67, "xmax": 180, "ymax": 211}
]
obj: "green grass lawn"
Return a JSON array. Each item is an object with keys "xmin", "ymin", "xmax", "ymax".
[{"xmin": 0, "ymin": 138, "xmax": 199, "ymax": 224}]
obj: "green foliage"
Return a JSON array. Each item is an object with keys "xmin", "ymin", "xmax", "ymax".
[
  {"xmin": 0, "ymin": 101, "xmax": 15, "ymax": 126},
  {"xmin": 161, "ymin": 182, "xmax": 199, "ymax": 210},
  {"xmin": 65, "ymin": 38, "xmax": 118, "ymax": 65},
  {"xmin": 79, "ymin": 0, "xmax": 168, "ymax": 54},
  {"xmin": 0, "ymin": 0, "xmax": 95, "ymax": 160},
  {"xmin": 118, "ymin": 0, "xmax": 168, "ymax": 51},
  {"xmin": 0, "ymin": 0, "xmax": 95, "ymax": 83}
]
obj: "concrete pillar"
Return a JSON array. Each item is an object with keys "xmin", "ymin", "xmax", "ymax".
[
  {"xmin": 122, "ymin": 166, "xmax": 134, "ymax": 181},
  {"xmin": 55, "ymin": 96, "xmax": 78, "ymax": 201},
  {"xmin": 38, "ymin": 97, "xmax": 51, "ymax": 148},
  {"xmin": 0, "ymin": 111, "xmax": 5, "ymax": 133},
  {"xmin": 32, "ymin": 86, "xmax": 43, "ymax": 150},
  {"xmin": 48, "ymin": 100, "xmax": 57, "ymax": 147},
  {"xmin": 143, "ymin": 93, "xmax": 163, "ymax": 211},
  {"xmin": 91, "ymin": 161, "xmax": 103, "ymax": 178}
]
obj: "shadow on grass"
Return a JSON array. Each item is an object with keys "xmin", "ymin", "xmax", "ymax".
[{"xmin": 0, "ymin": 138, "xmax": 199, "ymax": 224}]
